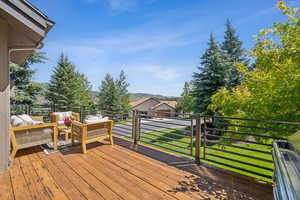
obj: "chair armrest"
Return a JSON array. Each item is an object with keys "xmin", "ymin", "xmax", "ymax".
[
  {"xmin": 72, "ymin": 112, "xmax": 80, "ymax": 121},
  {"xmin": 11, "ymin": 123, "xmax": 57, "ymax": 131},
  {"xmin": 31, "ymin": 116, "xmax": 44, "ymax": 121},
  {"xmin": 85, "ymin": 120, "xmax": 113, "ymax": 133},
  {"xmin": 72, "ymin": 120, "xmax": 84, "ymax": 128}
]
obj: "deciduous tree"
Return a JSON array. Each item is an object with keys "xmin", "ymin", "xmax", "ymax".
[{"xmin": 209, "ymin": 1, "xmax": 300, "ymax": 138}]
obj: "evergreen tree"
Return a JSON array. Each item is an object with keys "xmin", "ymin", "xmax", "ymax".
[
  {"xmin": 10, "ymin": 51, "xmax": 46, "ymax": 104},
  {"xmin": 192, "ymin": 34, "xmax": 228, "ymax": 114},
  {"xmin": 222, "ymin": 20, "xmax": 248, "ymax": 88},
  {"xmin": 46, "ymin": 53, "xmax": 91, "ymax": 108},
  {"xmin": 115, "ymin": 70, "xmax": 130, "ymax": 113},
  {"xmin": 176, "ymin": 81, "xmax": 194, "ymax": 113},
  {"xmin": 75, "ymin": 73, "xmax": 92, "ymax": 106},
  {"xmin": 96, "ymin": 74, "xmax": 122, "ymax": 116}
]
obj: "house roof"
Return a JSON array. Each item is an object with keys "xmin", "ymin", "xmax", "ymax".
[
  {"xmin": 0, "ymin": 0, "xmax": 54, "ymax": 64},
  {"xmin": 130, "ymin": 97, "xmax": 177, "ymax": 109},
  {"xmin": 151, "ymin": 101, "xmax": 177, "ymax": 110},
  {"xmin": 130, "ymin": 97, "xmax": 160, "ymax": 108},
  {"xmin": 161, "ymin": 101, "xmax": 177, "ymax": 108}
]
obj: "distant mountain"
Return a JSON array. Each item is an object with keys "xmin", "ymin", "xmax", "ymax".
[
  {"xmin": 91, "ymin": 91, "xmax": 179, "ymax": 102},
  {"xmin": 34, "ymin": 83, "xmax": 179, "ymax": 104},
  {"xmin": 128, "ymin": 93, "xmax": 179, "ymax": 102}
]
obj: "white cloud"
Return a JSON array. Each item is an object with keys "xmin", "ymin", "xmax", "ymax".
[
  {"xmin": 83, "ymin": 0, "xmax": 157, "ymax": 12},
  {"xmin": 106, "ymin": 0, "xmax": 137, "ymax": 11},
  {"xmin": 143, "ymin": 66, "xmax": 179, "ymax": 81}
]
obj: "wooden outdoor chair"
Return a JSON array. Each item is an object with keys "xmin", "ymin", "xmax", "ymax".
[
  {"xmin": 50, "ymin": 111, "xmax": 80, "ymax": 125},
  {"xmin": 50, "ymin": 111, "xmax": 80, "ymax": 140},
  {"xmin": 10, "ymin": 116, "xmax": 58, "ymax": 158},
  {"xmin": 71, "ymin": 120, "xmax": 114, "ymax": 153}
]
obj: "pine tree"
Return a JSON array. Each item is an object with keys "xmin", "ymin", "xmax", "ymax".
[
  {"xmin": 115, "ymin": 70, "xmax": 130, "ymax": 113},
  {"xmin": 176, "ymin": 81, "xmax": 194, "ymax": 113},
  {"xmin": 96, "ymin": 74, "xmax": 122, "ymax": 116},
  {"xmin": 10, "ymin": 51, "xmax": 46, "ymax": 104},
  {"xmin": 46, "ymin": 53, "xmax": 91, "ymax": 108},
  {"xmin": 222, "ymin": 20, "xmax": 248, "ymax": 88},
  {"xmin": 192, "ymin": 34, "xmax": 228, "ymax": 114},
  {"xmin": 75, "ymin": 73, "xmax": 92, "ymax": 106}
]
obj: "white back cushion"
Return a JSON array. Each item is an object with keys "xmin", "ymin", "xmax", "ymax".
[
  {"xmin": 18, "ymin": 114, "xmax": 34, "ymax": 126},
  {"xmin": 11, "ymin": 115, "xmax": 25, "ymax": 127},
  {"xmin": 54, "ymin": 111, "xmax": 72, "ymax": 120}
]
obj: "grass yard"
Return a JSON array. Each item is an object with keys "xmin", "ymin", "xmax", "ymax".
[{"xmin": 138, "ymin": 128, "xmax": 273, "ymax": 183}]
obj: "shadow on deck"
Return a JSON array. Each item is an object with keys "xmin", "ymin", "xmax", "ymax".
[
  {"xmin": 114, "ymin": 137, "xmax": 273, "ymax": 200},
  {"xmin": 0, "ymin": 136, "xmax": 273, "ymax": 200}
]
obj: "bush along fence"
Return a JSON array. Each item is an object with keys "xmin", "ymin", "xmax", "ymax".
[{"xmin": 11, "ymin": 104, "xmax": 300, "ymax": 182}]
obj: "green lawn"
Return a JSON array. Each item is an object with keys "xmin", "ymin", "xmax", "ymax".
[{"xmin": 138, "ymin": 128, "xmax": 273, "ymax": 183}]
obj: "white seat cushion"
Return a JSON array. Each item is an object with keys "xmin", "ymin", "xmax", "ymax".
[
  {"xmin": 84, "ymin": 117, "xmax": 109, "ymax": 124},
  {"xmin": 32, "ymin": 120, "xmax": 43, "ymax": 125}
]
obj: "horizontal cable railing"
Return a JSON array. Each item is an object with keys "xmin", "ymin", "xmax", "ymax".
[
  {"xmin": 135, "ymin": 110, "xmax": 195, "ymax": 157},
  {"xmin": 11, "ymin": 104, "xmax": 299, "ymax": 182},
  {"xmin": 201, "ymin": 115, "xmax": 296, "ymax": 182}
]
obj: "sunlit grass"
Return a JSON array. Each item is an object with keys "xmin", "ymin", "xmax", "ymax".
[{"xmin": 138, "ymin": 128, "xmax": 273, "ymax": 183}]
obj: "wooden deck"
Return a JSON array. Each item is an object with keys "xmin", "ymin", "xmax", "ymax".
[{"xmin": 0, "ymin": 137, "xmax": 273, "ymax": 200}]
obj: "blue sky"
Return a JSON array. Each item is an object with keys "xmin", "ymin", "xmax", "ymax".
[{"xmin": 28, "ymin": 0, "xmax": 296, "ymax": 96}]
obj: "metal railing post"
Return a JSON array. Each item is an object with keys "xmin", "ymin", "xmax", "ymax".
[
  {"xmin": 195, "ymin": 113, "xmax": 201, "ymax": 164},
  {"xmin": 135, "ymin": 110, "xmax": 140, "ymax": 144},
  {"xmin": 80, "ymin": 105, "xmax": 85, "ymax": 123},
  {"xmin": 203, "ymin": 115, "xmax": 207, "ymax": 160},
  {"xmin": 132, "ymin": 110, "xmax": 137, "ymax": 144},
  {"xmin": 138, "ymin": 112, "xmax": 141, "ymax": 140},
  {"xmin": 53, "ymin": 104, "xmax": 57, "ymax": 112},
  {"xmin": 190, "ymin": 116, "xmax": 194, "ymax": 155}
]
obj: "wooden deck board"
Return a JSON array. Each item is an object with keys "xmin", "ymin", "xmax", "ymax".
[
  {"xmin": 31, "ymin": 160, "xmax": 69, "ymax": 200},
  {"xmin": 9, "ymin": 164, "xmax": 32, "ymax": 200},
  {"xmin": 94, "ymin": 148, "xmax": 200, "ymax": 200},
  {"xmin": 0, "ymin": 137, "xmax": 273, "ymax": 200},
  {"xmin": 0, "ymin": 171, "xmax": 14, "ymax": 200},
  {"xmin": 85, "ymin": 151, "xmax": 174, "ymax": 200},
  {"xmin": 21, "ymin": 162, "xmax": 51, "ymax": 200},
  {"xmin": 49, "ymin": 156, "xmax": 105, "ymax": 200},
  {"xmin": 40, "ymin": 158, "xmax": 87, "ymax": 200}
]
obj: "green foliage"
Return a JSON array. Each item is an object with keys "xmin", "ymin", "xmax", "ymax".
[
  {"xmin": 210, "ymin": 1, "xmax": 300, "ymax": 138},
  {"xmin": 176, "ymin": 81, "xmax": 194, "ymax": 113},
  {"xmin": 116, "ymin": 70, "xmax": 131, "ymax": 113},
  {"xmin": 192, "ymin": 34, "xmax": 229, "ymax": 114},
  {"xmin": 97, "ymin": 71, "xmax": 130, "ymax": 116},
  {"xmin": 222, "ymin": 20, "xmax": 248, "ymax": 88},
  {"xmin": 46, "ymin": 53, "xmax": 92, "ymax": 108},
  {"xmin": 10, "ymin": 51, "xmax": 46, "ymax": 104}
]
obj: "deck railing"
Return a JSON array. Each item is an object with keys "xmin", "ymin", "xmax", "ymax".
[{"xmin": 11, "ymin": 103, "xmax": 300, "ymax": 182}]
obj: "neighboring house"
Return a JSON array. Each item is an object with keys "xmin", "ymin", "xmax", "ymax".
[{"xmin": 130, "ymin": 97, "xmax": 177, "ymax": 117}]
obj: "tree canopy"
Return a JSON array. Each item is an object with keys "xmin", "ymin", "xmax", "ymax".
[
  {"xmin": 222, "ymin": 20, "xmax": 248, "ymax": 89},
  {"xmin": 10, "ymin": 51, "xmax": 46, "ymax": 104},
  {"xmin": 97, "ymin": 71, "xmax": 130, "ymax": 117},
  {"xmin": 46, "ymin": 53, "xmax": 92, "ymax": 108},
  {"xmin": 176, "ymin": 81, "xmax": 194, "ymax": 113},
  {"xmin": 209, "ymin": 1, "xmax": 300, "ymax": 137},
  {"xmin": 191, "ymin": 34, "xmax": 228, "ymax": 114}
]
